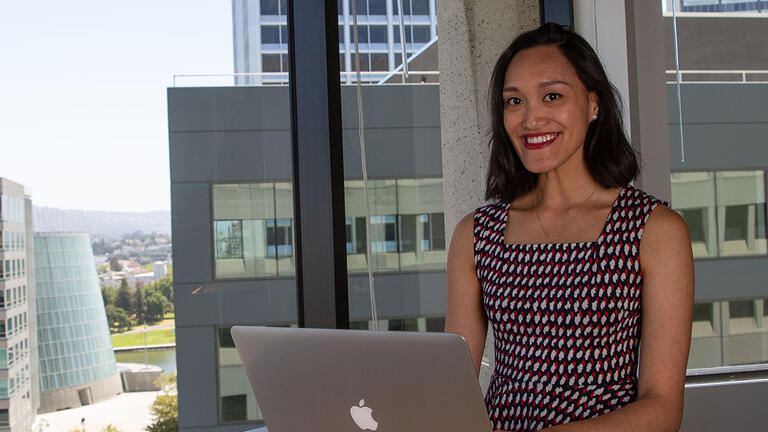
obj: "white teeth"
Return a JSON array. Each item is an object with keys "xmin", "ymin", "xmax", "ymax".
[{"xmin": 526, "ymin": 133, "xmax": 558, "ymax": 144}]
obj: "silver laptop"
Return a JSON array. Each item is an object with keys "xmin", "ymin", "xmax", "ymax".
[{"xmin": 231, "ymin": 326, "xmax": 493, "ymax": 432}]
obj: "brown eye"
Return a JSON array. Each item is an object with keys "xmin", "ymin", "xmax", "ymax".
[
  {"xmin": 543, "ymin": 93, "xmax": 562, "ymax": 102},
  {"xmin": 505, "ymin": 96, "xmax": 522, "ymax": 106}
]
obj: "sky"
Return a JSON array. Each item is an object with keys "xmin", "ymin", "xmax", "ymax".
[{"xmin": 0, "ymin": 1, "xmax": 233, "ymax": 211}]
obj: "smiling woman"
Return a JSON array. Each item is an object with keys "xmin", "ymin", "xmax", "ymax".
[{"xmin": 445, "ymin": 23, "xmax": 694, "ymax": 432}]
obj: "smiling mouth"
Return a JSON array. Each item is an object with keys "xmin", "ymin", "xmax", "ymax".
[{"xmin": 523, "ymin": 132, "xmax": 559, "ymax": 149}]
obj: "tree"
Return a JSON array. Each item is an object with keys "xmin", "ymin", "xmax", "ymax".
[
  {"xmin": 101, "ymin": 286, "xmax": 116, "ymax": 307},
  {"xmin": 145, "ymin": 291, "xmax": 165, "ymax": 323},
  {"xmin": 134, "ymin": 286, "xmax": 145, "ymax": 323},
  {"xmin": 109, "ymin": 256, "xmax": 122, "ymax": 271},
  {"xmin": 105, "ymin": 305, "xmax": 132, "ymax": 332},
  {"xmin": 115, "ymin": 279, "xmax": 133, "ymax": 312},
  {"xmin": 146, "ymin": 374, "xmax": 178, "ymax": 432},
  {"xmin": 155, "ymin": 276, "xmax": 174, "ymax": 303}
]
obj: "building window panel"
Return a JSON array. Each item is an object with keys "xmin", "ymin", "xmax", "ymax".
[
  {"xmin": 412, "ymin": 25, "xmax": 431, "ymax": 43},
  {"xmin": 262, "ymin": 54, "xmax": 282, "ymax": 73},
  {"xmin": 213, "ymin": 183, "xmax": 299, "ymax": 279},
  {"xmin": 671, "ymin": 172, "xmax": 718, "ymax": 257},
  {"xmin": 261, "ymin": 26, "xmax": 281, "ymax": 44},
  {"xmin": 369, "ymin": 25, "xmax": 387, "ymax": 43},
  {"xmin": 260, "ymin": 0, "xmax": 281, "ymax": 15},
  {"xmin": 353, "ymin": 25, "xmax": 369, "ymax": 44},
  {"xmin": 370, "ymin": 53, "xmax": 388, "ymax": 71},
  {"xmin": 716, "ymin": 171, "xmax": 767, "ymax": 257},
  {"xmin": 369, "ymin": 0, "xmax": 386, "ymax": 15}
]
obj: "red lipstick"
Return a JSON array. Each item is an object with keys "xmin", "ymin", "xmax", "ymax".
[{"xmin": 522, "ymin": 132, "xmax": 559, "ymax": 150}]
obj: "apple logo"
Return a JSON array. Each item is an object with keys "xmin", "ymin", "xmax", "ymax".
[{"xmin": 349, "ymin": 398, "xmax": 379, "ymax": 430}]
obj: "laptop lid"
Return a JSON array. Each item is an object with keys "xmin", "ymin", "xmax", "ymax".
[{"xmin": 231, "ymin": 326, "xmax": 492, "ymax": 432}]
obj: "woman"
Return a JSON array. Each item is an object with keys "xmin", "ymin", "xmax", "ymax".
[{"xmin": 445, "ymin": 23, "xmax": 694, "ymax": 432}]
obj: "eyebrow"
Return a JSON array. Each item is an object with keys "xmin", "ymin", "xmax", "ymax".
[{"xmin": 502, "ymin": 80, "xmax": 570, "ymax": 92}]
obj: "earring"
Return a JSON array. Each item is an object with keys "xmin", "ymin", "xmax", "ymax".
[{"xmin": 591, "ymin": 114, "xmax": 598, "ymax": 121}]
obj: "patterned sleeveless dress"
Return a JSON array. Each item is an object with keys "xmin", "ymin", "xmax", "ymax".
[{"xmin": 473, "ymin": 185, "xmax": 665, "ymax": 431}]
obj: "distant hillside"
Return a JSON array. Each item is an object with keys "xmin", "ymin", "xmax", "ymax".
[{"xmin": 33, "ymin": 206, "xmax": 171, "ymax": 237}]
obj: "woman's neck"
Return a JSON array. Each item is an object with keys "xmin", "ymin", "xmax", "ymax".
[{"xmin": 533, "ymin": 168, "xmax": 602, "ymax": 210}]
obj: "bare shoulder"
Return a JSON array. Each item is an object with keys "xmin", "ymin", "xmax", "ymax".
[
  {"xmin": 452, "ymin": 212, "xmax": 475, "ymax": 243},
  {"xmin": 640, "ymin": 204, "xmax": 693, "ymax": 273},
  {"xmin": 448, "ymin": 211, "xmax": 476, "ymax": 264},
  {"xmin": 642, "ymin": 204, "xmax": 690, "ymax": 248}
]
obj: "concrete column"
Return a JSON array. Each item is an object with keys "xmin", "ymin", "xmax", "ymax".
[
  {"xmin": 438, "ymin": 0, "xmax": 539, "ymax": 391},
  {"xmin": 438, "ymin": 0, "xmax": 539, "ymax": 235}
]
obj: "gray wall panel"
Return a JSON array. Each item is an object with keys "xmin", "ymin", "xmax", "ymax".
[
  {"xmin": 170, "ymin": 131, "xmax": 292, "ymax": 183},
  {"xmin": 681, "ymin": 381, "xmax": 768, "ymax": 431},
  {"xmin": 668, "ymin": 84, "xmax": 768, "ymax": 124},
  {"xmin": 667, "ymin": 84, "xmax": 768, "ymax": 171},
  {"xmin": 664, "ymin": 17, "xmax": 768, "ymax": 71},
  {"xmin": 174, "ymin": 280, "xmax": 298, "ymax": 327},
  {"xmin": 693, "ymin": 257, "xmax": 768, "ymax": 302},
  {"xmin": 668, "ymin": 123, "xmax": 768, "ymax": 171},
  {"xmin": 339, "ymin": 85, "xmax": 441, "ymax": 129},
  {"xmin": 177, "ymin": 326, "xmax": 218, "ymax": 430},
  {"xmin": 171, "ymin": 183, "xmax": 213, "ymax": 283},
  {"xmin": 168, "ymin": 86, "xmax": 443, "ymax": 182},
  {"xmin": 348, "ymin": 271, "xmax": 447, "ymax": 320},
  {"xmin": 168, "ymin": 87, "xmax": 291, "ymax": 132},
  {"xmin": 342, "ymin": 127, "xmax": 443, "ymax": 178},
  {"xmin": 169, "ymin": 85, "xmax": 441, "ymax": 133},
  {"xmin": 174, "ymin": 273, "xmax": 446, "ymax": 327}
]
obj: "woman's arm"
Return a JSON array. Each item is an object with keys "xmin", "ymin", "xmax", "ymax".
[
  {"xmin": 545, "ymin": 205, "xmax": 695, "ymax": 432},
  {"xmin": 445, "ymin": 213, "xmax": 488, "ymax": 377}
]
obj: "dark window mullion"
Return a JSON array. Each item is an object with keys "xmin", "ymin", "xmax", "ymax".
[{"xmin": 287, "ymin": 0, "xmax": 349, "ymax": 329}]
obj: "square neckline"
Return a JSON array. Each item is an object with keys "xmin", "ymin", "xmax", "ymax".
[{"xmin": 500, "ymin": 185, "xmax": 628, "ymax": 248}]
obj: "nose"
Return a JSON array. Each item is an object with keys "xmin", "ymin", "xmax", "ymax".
[{"xmin": 521, "ymin": 102, "xmax": 544, "ymax": 130}]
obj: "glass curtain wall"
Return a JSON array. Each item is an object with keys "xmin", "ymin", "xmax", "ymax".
[
  {"xmin": 664, "ymin": 1, "xmax": 768, "ymax": 369},
  {"xmin": 342, "ymin": 0, "xmax": 444, "ymax": 330}
]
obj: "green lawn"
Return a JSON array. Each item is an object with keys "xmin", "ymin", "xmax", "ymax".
[{"xmin": 112, "ymin": 329, "xmax": 176, "ymax": 348}]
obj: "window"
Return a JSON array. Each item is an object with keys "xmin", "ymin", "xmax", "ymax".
[
  {"xmin": 729, "ymin": 300, "xmax": 755, "ymax": 319},
  {"xmin": 369, "ymin": 0, "xmax": 387, "ymax": 15},
  {"xmin": 394, "ymin": 0, "xmax": 430, "ymax": 15},
  {"xmin": 262, "ymin": 54, "xmax": 282, "ymax": 73},
  {"xmin": 218, "ymin": 326, "xmax": 268, "ymax": 423},
  {"xmin": 352, "ymin": 0, "xmax": 368, "ymax": 15},
  {"xmin": 716, "ymin": 171, "xmax": 767, "ymax": 256},
  {"xmin": 260, "ymin": 0, "xmax": 281, "ymax": 15},
  {"xmin": 370, "ymin": 53, "xmax": 388, "ymax": 71},
  {"xmin": 261, "ymin": 26, "xmax": 281, "ymax": 44},
  {"xmin": 369, "ymin": 25, "xmax": 387, "ymax": 43},
  {"xmin": 215, "ymin": 220, "xmax": 244, "ymax": 259},
  {"xmin": 212, "ymin": 183, "xmax": 295, "ymax": 278},
  {"xmin": 354, "ymin": 26, "xmax": 369, "ymax": 44},
  {"xmin": 221, "ymin": 395, "xmax": 248, "ymax": 422}
]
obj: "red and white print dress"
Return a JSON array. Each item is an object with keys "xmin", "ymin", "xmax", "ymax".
[{"xmin": 474, "ymin": 185, "xmax": 665, "ymax": 431}]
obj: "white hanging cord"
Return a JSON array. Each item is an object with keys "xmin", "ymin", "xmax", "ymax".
[
  {"xmin": 396, "ymin": 0, "xmax": 409, "ymax": 83},
  {"xmin": 672, "ymin": 0, "xmax": 686, "ymax": 163},
  {"xmin": 351, "ymin": 0, "xmax": 379, "ymax": 331},
  {"xmin": 592, "ymin": 0, "xmax": 598, "ymax": 52}
]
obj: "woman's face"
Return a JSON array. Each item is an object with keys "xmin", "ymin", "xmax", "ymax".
[{"xmin": 502, "ymin": 45, "xmax": 598, "ymax": 175}]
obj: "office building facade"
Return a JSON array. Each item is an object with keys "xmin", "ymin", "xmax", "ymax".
[
  {"xmin": 232, "ymin": 0, "xmax": 438, "ymax": 85},
  {"xmin": 0, "ymin": 179, "xmax": 37, "ymax": 432},
  {"xmin": 169, "ymin": 84, "xmax": 444, "ymax": 430},
  {"xmin": 34, "ymin": 232, "xmax": 122, "ymax": 413},
  {"xmin": 169, "ymin": 4, "xmax": 768, "ymax": 431},
  {"xmin": 666, "ymin": 0, "xmax": 768, "ymax": 13}
]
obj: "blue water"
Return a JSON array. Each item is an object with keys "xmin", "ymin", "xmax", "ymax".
[{"xmin": 114, "ymin": 348, "xmax": 177, "ymax": 374}]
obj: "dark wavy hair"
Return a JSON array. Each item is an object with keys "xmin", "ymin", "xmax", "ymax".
[{"xmin": 485, "ymin": 23, "xmax": 638, "ymax": 203}]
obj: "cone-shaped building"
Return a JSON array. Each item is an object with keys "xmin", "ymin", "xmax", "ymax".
[{"xmin": 34, "ymin": 232, "xmax": 121, "ymax": 412}]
